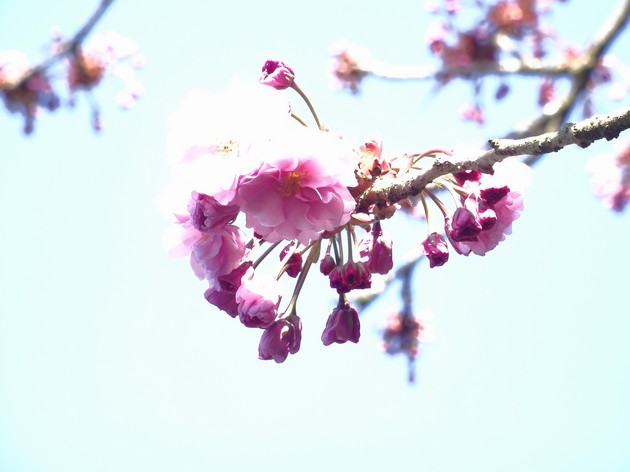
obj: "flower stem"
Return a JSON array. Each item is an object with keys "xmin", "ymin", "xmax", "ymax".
[
  {"xmin": 290, "ymin": 82, "xmax": 323, "ymax": 130},
  {"xmin": 283, "ymin": 239, "xmax": 321, "ymax": 317},
  {"xmin": 253, "ymin": 241, "xmax": 281, "ymax": 270}
]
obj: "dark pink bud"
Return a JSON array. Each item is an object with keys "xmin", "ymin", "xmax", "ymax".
[
  {"xmin": 259, "ymin": 59, "xmax": 295, "ymax": 90},
  {"xmin": 188, "ymin": 191, "xmax": 240, "ymax": 231},
  {"xmin": 421, "ymin": 232, "xmax": 449, "ymax": 268},
  {"xmin": 321, "ymin": 301, "xmax": 360, "ymax": 346},
  {"xmin": 258, "ymin": 314, "xmax": 302, "ymax": 363},
  {"xmin": 358, "ymin": 222, "xmax": 394, "ymax": 275},
  {"xmin": 342, "ymin": 261, "xmax": 371, "ymax": 291},
  {"xmin": 448, "ymin": 207, "xmax": 482, "ymax": 242},
  {"xmin": 280, "ymin": 244, "xmax": 302, "ymax": 278},
  {"xmin": 328, "ymin": 266, "xmax": 350, "ymax": 294},
  {"xmin": 320, "ymin": 254, "xmax": 336, "ymax": 276}
]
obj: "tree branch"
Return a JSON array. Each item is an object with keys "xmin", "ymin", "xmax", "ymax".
[{"xmin": 357, "ymin": 106, "xmax": 630, "ymax": 210}]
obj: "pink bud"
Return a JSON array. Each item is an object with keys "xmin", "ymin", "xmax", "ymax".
[
  {"xmin": 321, "ymin": 301, "xmax": 360, "ymax": 346},
  {"xmin": 319, "ymin": 254, "xmax": 336, "ymax": 276},
  {"xmin": 258, "ymin": 314, "xmax": 302, "ymax": 363},
  {"xmin": 259, "ymin": 59, "xmax": 295, "ymax": 90},
  {"xmin": 421, "ymin": 232, "xmax": 449, "ymax": 268},
  {"xmin": 341, "ymin": 261, "xmax": 371, "ymax": 291}
]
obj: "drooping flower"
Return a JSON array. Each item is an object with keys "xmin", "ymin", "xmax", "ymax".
[
  {"xmin": 447, "ymin": 207, "xmax": 482, "ymax": 242},
  {"xmin": 192, "ymin": 224, "xmax": 247, "ymax": 286},
  {"xmin": 188, "ymin": 191, "xmax": 239, "ymax": 231},
  {"xmin": 319, "ymin": 253, "xmax": 336, "ymax": 276},
  {"xmin": 421, "ymin": 232, "xmax": 449, "ymax": 268},
  {"xmin": 235, "ymin": 271, "xmax": 282, "ymax": 329},
  {"xmin": 258, "ymin": 314, "xmax": 302, "ymax": 363},
  {"xmin": 321, "ymin": 300, "xmax": 360, "ymax": 346},
  {"xmin": 259, "ymin": 60, "xmax": 295, "ymax": 90}
]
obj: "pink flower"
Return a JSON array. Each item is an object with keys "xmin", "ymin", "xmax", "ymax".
[
  {"xmin": 232, "ymin": 130, "xmax": 357, "ymax": 245},
  {"xmin": 203, "ymin": 262, "xmax": 252, "ymax": 318},
  {"xmin": 188, "ymin": 191, "xmax": 239, "ymax": 231},
  {"xmin": 322, "ymin": 300, "xmax": 361, "ymax": 346},
  {"xmin": 421, "ymin": 232, "xmax": 449, "ymax": 267},
  {"xmin": 341, "ymin": 261, "xmax": 371, "ymax": 290},
  {"xmin": 192, "ymin": 224, "xmax": 247, "ymax": 286},
  {"xmin": 259, "ymin": 60, "xmax": 295, "ymax": 90},
  {"xmin": 258, "ymin": 314, "xmax": 302, "ymax": 363},
  {"xmin": 462, "ymin": 190, "xmax": 523, "ymax": 255},
  {"xmin": 235, "ymin": 271, "xmax": 282, "ymax": 329},
  {"xmin": 452, "ymin": 160, "xmax": 529, "ymax": 256}
]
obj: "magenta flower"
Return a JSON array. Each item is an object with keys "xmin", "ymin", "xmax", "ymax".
[
  {"xmin": 232, "ymin": 132, "xmax": 356, "ymax": 245},
  {"xmin": 259, "ymin": 60, "xmax": 295, "ymax": 90},
  {"xmin": 258, "ymin": 314, "xmax": 302, "ymax": 363},
  {"xmin": 319, "ymin": 254, "xmax": 336, "ymax": 276},
  {"xmin": 188, "ymin": 191, "xmax": 239, "ymax": 231},
  {"xmin": 342, "ymin": 261, "xmax": 372, "ymax": 291},
  {"xmin": 322, "ymin": 301, "xmax": 360, "ymax": 346},
  {"xmin": 192, "ymin": 224, "xmax": 246, "ymax": 287},
  {"xmin": 358, "ymin": 221, "xmax": 394, "ymax": 275},
  {"xmin": 421, "ymin": 232, "xmax": 449, "ymax": 268},
  {"xmin": 447, "ymin": 207, "xmax": 482, "ymax": 242},
  {"xmin": 235, "ymin": 272, "xmax": 282, "ymax": 329},
  {"xmin": 463, "ymin": 187, "xmax": 523, "ymax": 256}
]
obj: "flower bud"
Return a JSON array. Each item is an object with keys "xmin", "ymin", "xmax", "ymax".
[
  {"xmin": 421, "ymin": 232, "xmax": 449, "ymax": 268},
  {"xmin": 321, "ymin": 301, "xmax": 360, "ymax": 346},
  {"xmin": 319, "ymin": 254, "xmax": 336, "ymax": 276},
  {"xmin": 258, "ymin": 314, "xmax": 302, "ymax": 363},
  {"xmin": 447, "ymin": 207, "xmax": 482, "ymax": 242},
  {"xmin": 259, "ymin": 59, "xmax": 295, "ymax": 90}
]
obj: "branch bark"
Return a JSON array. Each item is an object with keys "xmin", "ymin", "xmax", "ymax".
[{"xmin": 357, "ymin": 106, "xmax": 630, "ymax": 211}]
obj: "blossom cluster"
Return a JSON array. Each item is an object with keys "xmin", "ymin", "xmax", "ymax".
[
  {"xmin": 0, "ymin": 32, "xmax": 142, "ymax": 134},
  {"xmin": 162, "ymin": 60, "xmax": 528, "ymax": 365}
]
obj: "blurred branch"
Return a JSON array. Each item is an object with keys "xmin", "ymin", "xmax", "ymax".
[
  {"xmin": 16, "ymin": 0, "xmax": 115, "ymax": 85},
  {"xmin": 353, "ymin": 60, "xmax": 572, "ymax": 83},
  {"xmin": 357, "ymin": 106, "xmax": 630, "ymax": 210}
]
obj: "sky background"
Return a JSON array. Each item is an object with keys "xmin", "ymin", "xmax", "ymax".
[{"xmin": 1, "ymin": 1, "xmax": 630, "ymax": 471}]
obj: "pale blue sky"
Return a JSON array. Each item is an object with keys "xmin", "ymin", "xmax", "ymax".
[{"xmin": 1, "ymin": 1, "xmax": 630, "ymax": 471}]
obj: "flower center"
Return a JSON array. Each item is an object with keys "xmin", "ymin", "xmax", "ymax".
[{"xmin": 278, "ymin": 170, "xmax": 307, "ymax": 197}]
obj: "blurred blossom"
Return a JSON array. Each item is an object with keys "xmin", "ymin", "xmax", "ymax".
[{"xmin": 587, "ymin": 141, "xmax": 630, "ymax": 212}]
